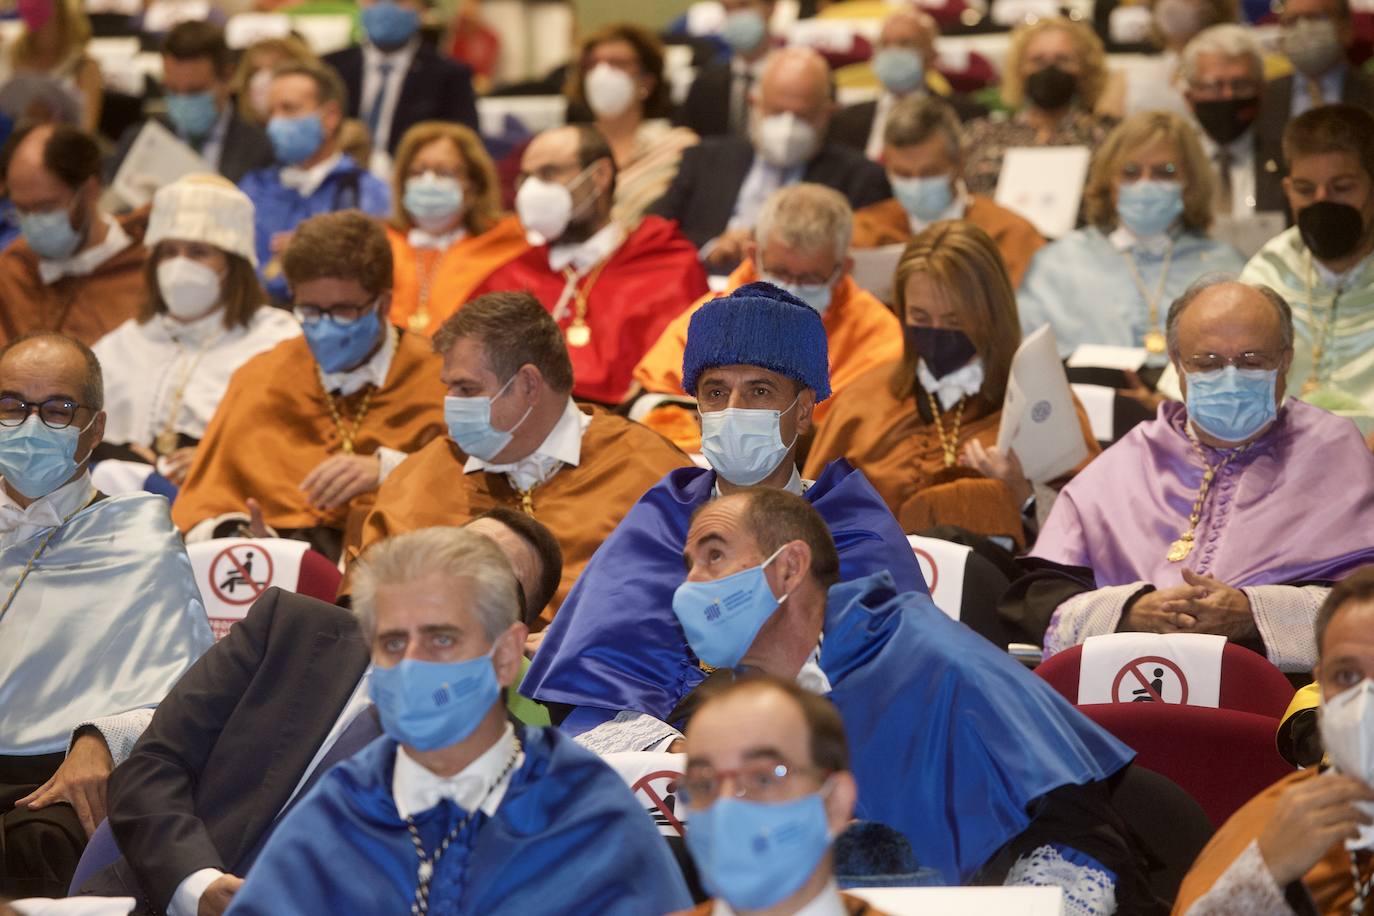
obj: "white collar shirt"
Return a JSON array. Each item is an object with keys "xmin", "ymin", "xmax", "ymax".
[
  {"xmin": 0, "ymin": 470, "xmax": 94, "ymax": 550},
  {"xmin": 464, "ymin": 398, "xmax": 590, "ymax": 492},
  {"xmin": 392, "ymin": 721, "xmax": 522, "ymax": 820},
  {"xmin": 906, "ymin": 180, "xmax": 969, "ymax": 235},
  {"xmin": 280, "ymin": 151, "xmax": 344, "ymax": 197},
  {"xmin": 547, "ymin": 222, "xmax": 625, "ymax": 274},
  {"xmin": 38, "ymin": 215, "xmax": 132, "ymax": 284},
  {"xmin": 317, "ymin": 324, "xmax": 398, "ymax": 397},
  {"xmin": 360, "ymin": 39, "xmax": 419, "ymax": 151},
  {"xmin": 1197, "ymin": 128, "xmax": 1258, "ymax": 219},
  {"xmin": 407, "ymin": 226, "xmax": 467, "ymax": 250}
]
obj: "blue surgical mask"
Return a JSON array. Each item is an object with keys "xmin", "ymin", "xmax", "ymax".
[
  {"xmin": 369, "ymin": 651, "xmax": 500, "ymax": 752},
  {"xmin": 443, "ymin": 373, "xmax": 532, "ymax": 462},
  {"xmin": 872, "ymin": 47, "xmax": 925, "ymax": 94},
  {"xmin": 361, "ymin": 0, "xmax": 420, "ymax": 50},
  {"xmin": 760, "ymin": 273, "xmax": 833, "ymax": 315},
  {"xmin": 300, "ymin": 307, "xmax": 383, "ymax": 374},
  {"xmin": 1117, "ymin": 180, "xmax": 1184, "ymax": 238},
  {"xmin": 686, "ymin": 792, "xmax": 832, "ymax": 910},
  {"xmin": 1185, "ymin": 365, "xmax": 1278, "ymax": 443},
  {"xmin": 268, "ymin": 112, "xmax": 325, "ymax": 166},
  {"xmin": 404, "ymin": 173, "xmax": 465, "ymax": 232},
  {"xmin": 699, "ymin": 395, "xmax": 800, "ymax": 486},
  {"xmin": 672, "ymin": 545, "xmax": 788, "ymax": 669},
  {"xmin": 0, "ymin": 413, "xmax": 93, "ymax": 500},
  {"xmin": 19, "ymin": 205, "xmax": 82, "ymax": 260},
  {"xmin": 720, "ymin": 8, "xmax": 768, "ymax": 53},
  {"xmin": 165, "ymin": 90, "xmax": 220, "ymax": 139},
  {"xmin": 890, "ymin": 174, "xmax": 956, "ymax": 224}
]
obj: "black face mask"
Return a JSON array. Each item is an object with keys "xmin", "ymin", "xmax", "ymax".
[
  {"xmin": 1298, "ymin": 200, "xmax": 1367, "ymax": 262},
  {"xmin": 1024, "ymin": 66, "xmax": 1078, "ymax": 110},
  {"xmin": 906, "ymin": 325, "xmax": 978, "ymax": 380},
  {"xmin": 1192, "ymin": 96, "xmax": 1260, "ymax": 146}
]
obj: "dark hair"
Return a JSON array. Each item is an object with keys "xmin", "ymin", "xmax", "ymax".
[
  {"xmin": 1283, "ymin": 104, "xmax": 1374, "ymax": 185},
  {"xmin": 282, "ymin": 210, "xmax": 393, "ymax": 296},
  {"xmin": 431, "ymin": 291, "xmax": 575, "ymax": 394},
  {"xmin": 740, "ymin": 487, "xmax": 841, "ymax": 589},
  {"xmin": 0, "ymin": 331, "xmax": 104, "ymax": 410},
  {"xmin": 701, "ymin": 674, "xmax": 851, "ymax": 772},
  {"xmin": 568, "ymin": 22, "xmax": 672, "ymax": 119},
  {"xmin": 1317, "ymin": 567, "xmax": 1374, "ymax": 657},
  {"xmin": 473, "ymin": 507, "xmax": 564, "ymax": 625},
  {"xmin": 162, "ymin": 21, "xmax": 232, "ymax": 77},
  {"xmin": 883, "ymin": 94, "xmax": 962, "ymax": 157},
  {"xmin": 574, "ymin": 123, "xmax": 618, "ymax": 195},
  {"xmin": 1, "ymin": 121, "xmax": 101, "ymax": 189}
]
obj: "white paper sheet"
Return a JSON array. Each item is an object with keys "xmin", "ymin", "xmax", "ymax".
[
  {"xmin": 849, "ymin": 243, "xmax": 905, "ymax": 306},
  {"xmin": 997, "ymin": 325, "xmax": 1089, "ymax": 482},
  {"xmin": 850, "ymin": 886, "xmax": 1064, "ymax": 916},
  {"xmin": 1067, "ymin": 343, "xmax": 1148, "ymax": 373},
  {"xmin": 1069, "ymin": 383, "xmax": 1116, "ymax": 443},
  {"xmin": 1210, "ymin": 212, "xmax": 1287, "ymax": 259},
  {"xmin": 225, "ymin": 13, "xmax": 293, "ymax": 49},
  {"xmin": 994, "ymin": 146, "xmax": 1091, "ymax": 239},
  {"xmin": 141, "ymin": 0, "xmax": 209, "ymax": 33},
  {"xmin": 110, "ymin": 120, "xmax": 209, "ymax": 208},
  {"xmin": 10, "ymin": 898, "xmax": 136, "ymax": 916}
]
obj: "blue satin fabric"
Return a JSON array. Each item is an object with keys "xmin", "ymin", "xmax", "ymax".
[
  {"xmin": 521, "ymin": 459, "xmax": 926, "ymax": 721},
  {"xmin": 225, "ymin": 726, "xmax": 692, "ymax": 915},
  {"xmin": 822, "ymin": 572, "xmax": 1135, "ymax": 884}
]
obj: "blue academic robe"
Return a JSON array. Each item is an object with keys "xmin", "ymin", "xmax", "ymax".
[
  {"xmin": 237, "ymin": 153, "xmax": 391, "ymax": 301},
  {"xmin": 521, "ymin": 459, "xmax": 926, "ymax": 725},
  {"xmin": 225, "ymin": 726, "xmax": 692, "ymax": 916},
  {"xmin": 822, "ymin": 571, "xmax": 1135, "ymax": 884}
]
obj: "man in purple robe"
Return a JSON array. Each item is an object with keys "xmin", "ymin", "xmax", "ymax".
[{"xmin": 1004, "ymin": 279, "xmax": 1374, "ymax": 672}]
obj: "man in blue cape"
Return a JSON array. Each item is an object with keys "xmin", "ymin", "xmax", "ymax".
[
  {"xmin": 225, "ymin": 527, "xmax": 691, "ymax": 915},
  {"xmin": 522, "ymin": 281, "xmax": 925, "ymax": 730}
]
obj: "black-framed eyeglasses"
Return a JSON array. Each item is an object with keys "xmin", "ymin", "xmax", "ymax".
[
  {"xmin": 678, "ymin": 757, "xmax": 826, "ymax": 808},
  {"xmin": 0, "ymin": 395, "xmax": 93, "ymax": 429},
  {"xmin": 293, "ymin": 298, "xmax": 378, "ymax": 326}
]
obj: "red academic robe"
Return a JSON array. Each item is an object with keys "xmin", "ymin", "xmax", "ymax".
[{"xmin": 469, "ymin": 216, "xmax": 707, "ymax": 404}]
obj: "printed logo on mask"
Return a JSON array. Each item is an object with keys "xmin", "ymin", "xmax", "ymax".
[
  {"xmin": 704, "ymin": 603, "xmax": 722, "ymax": 622},
  {"xmin": 432, "ymin": 687, "xmax": 450, "ymax": 707}
]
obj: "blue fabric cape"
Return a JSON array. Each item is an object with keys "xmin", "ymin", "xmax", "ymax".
[
  {"xmin": 822, "ymin": 572, "xmax": 1135, "ymax": 884},
  {"xmin": 521, "ymin": 459, "xmax": 926, "ymax": 722},
  {"xmin": 224, "ymin": 726, "xmax": 692, "ymax": 916}
]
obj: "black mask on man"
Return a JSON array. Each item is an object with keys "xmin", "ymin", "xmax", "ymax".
[
  {"xmin": 1192, "ymin": 96, "xmax": 1260, "ymax": 146},
  {"xmin": 1298, "ymin": 200, "xmax": 1367, "ymax": 262},
  {"xmin": 1024, "ymin": 66, "xmax": 1078, "ymax": 110}
]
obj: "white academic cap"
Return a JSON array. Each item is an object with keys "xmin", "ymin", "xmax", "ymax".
[{"xmin": 145, "ymin": 173, "xmax": 258, "ymax": 268}]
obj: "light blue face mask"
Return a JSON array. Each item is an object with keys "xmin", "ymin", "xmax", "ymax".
[
  {"xmin": 699, "ymin": 395, "xmax": 800, "ymax": 486},
  {"xmin": 19, "ymin": 205, "xmax": 82, "ymax": 260},
  {"xmin": 361, "ymin": 0, "xmax": 420, "ymax": 50},
  {"xmin": 672, "ymin": 545, "xmax": 788, "ymax": 669},
  {"xmin": 369, "ymin": 651, "xmax": 500, "ymax": 752},
  {"xmin": 872, "ymin": 47, "xmax": 925, "ymax": 94},
  {"xmin": 403, "ymin": 173, "xmax": 465, "ymax": 230},
  {"xmin": 759, "ymin": 273, "xmax": 833, "ymax": 315},
  {"xmin": 268, "ymin": 112, "xmax": 325, "ymax": 166},
  {"xmin": 1185, "ymin": 365, "xmax": 1278, "ymax": 443},
  {"xmin": 300, "ymin": 306, "xmax": 384, "ymax": 374},
  {"xmin": 0, "ymin": 413, "xmax": 92, "ymax": 499},
  {"xmin": 444, "ymin": 373, "xmax": 532, "ymax": 462},
  {"xmin": 685, "ymin": 792, "xmax": 832, "ymax": 910},
  {"xmin": 720, "ymin": 8, "xmax": 768, "ymax": 53},
  {"xmin": 1116, "ymin": 179, "xmax": 1184, "ymax": 238},
  {"xmin": 165, "ymin": 90, "xmax": 220, "ymax": 139},
  {"xmin": 890, "ymin": 173, "xmax": 956, "ymax": 224}
]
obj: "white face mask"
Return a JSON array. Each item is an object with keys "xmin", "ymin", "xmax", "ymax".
[
  {"xmin": 585, "ymin": 62, "xmax": 639, "ymax": 119},
  {"xmin": 1320, "ymin": 679, "xmax": 1374, "ymax": 849},
  {"xmin": 753, "ymin": 112, "xmax": 819, "ymax": 169},
  {"xmin": 158, "ymin": 256, "xmax": 222, "ymax": 319},
  {"xmin": 699, "ymin": 395, "xmax": 800, "ymax": 486},
  {"xmin": 515, "ymin": 166, "xmax": 595, "ymax": 246}
]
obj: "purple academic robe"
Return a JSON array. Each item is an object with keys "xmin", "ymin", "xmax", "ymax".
[{"xmin": 1033, "ymin": 399, "xmax": 1374, "ymax": 587}]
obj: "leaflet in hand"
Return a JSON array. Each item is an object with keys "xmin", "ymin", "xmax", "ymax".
[
  {"xmin": 997, "ymin": 324, "xmax": 1089, "ymax": 482},
  {"xmin": 111, "ymin": 120, "xmax": 209, "ymax": 209}
]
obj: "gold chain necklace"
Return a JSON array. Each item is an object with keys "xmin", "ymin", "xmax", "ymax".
[
  {"xmin": 561, "ymin": 259, "xmax": 610, "ymax": 349},
  {"xmin": 1119, "ymin": 238, "xmax": 1175, "ymax": 355},
  {"xmin": 1166, "ymin": 439, "xmax": 1251, "ymax": 562},
  {"xmin": 1301, "ymin": 252, "xmax": 1342, "ymax": 396},
  {"xmin": 407, "ymin": 248, "xmax": 442, "ymax": 334},
  {"xmin": 926, "ymin": 391, "xmax": 966, "ymax": 468},
  {"xmin": 0, "ymin": 491, "xmax": 94, "ymax": 623},
  {"xmin": 153, "ymin": 328, "xmax": 222, "ymax": 455}
]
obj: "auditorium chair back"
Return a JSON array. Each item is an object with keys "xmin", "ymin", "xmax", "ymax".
[{"xmin": 185, "ymin": 538, "xmax": 342, "ymax": 639}]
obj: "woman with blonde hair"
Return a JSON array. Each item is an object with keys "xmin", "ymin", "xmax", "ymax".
[
  {"xmin": 806, "ymin": 219, "xmax": 1099, "ymax": 547},
  {"xmin": 4, "ymin": 0, "xmax": 101, "ymax": 132},
  {"xmin": 1018, "ymin": 109, "xmax": 1245, "ymax": 365},
  {"xmin": 231, "ymin": 35, "xmax": 319, "ymax": 125},
  {"xmin": 962, "ymin": 17, "xmax": 1115, "ymax": 196},
  {"xmin": 385, "ymin": 120, "xmax": 529, "ymax": 335}
]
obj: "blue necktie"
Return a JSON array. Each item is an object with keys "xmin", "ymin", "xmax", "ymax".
[{"xmin": 367, "ymin": 62, "xmax": 394, "ymax": 147}]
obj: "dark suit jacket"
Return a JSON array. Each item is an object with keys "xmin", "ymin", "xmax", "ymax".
[
  {"xmin": 828, "ymin": 94, "xmax": 988, "ymax": 154},
  {"xmin": 324, "ymin": 43, "xmax": 478, "ymax": 153},
  {"xmin": 104, "ymin": 112, "xmax": 275, "ymax": 186},
  {"xmin": 80, "ymin": 588, "xmax": 370, "ymax": 913},
  {"xmin": 676, "ymin": 59, "xmax": 738, "ymax": 138},
  {"xmin": 647, "ymin": 135, "xmax": 892, "ymax": 249}
]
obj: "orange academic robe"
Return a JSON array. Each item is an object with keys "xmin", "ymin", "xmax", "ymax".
[
  {"xmin": 386, "ymin": 215, "xmax": 530, "ymax": 336},
  {"xmin": 805, "ymin": 360, "xmax": 1100, "ymax": 545},
  {"xmin": 468, "ymin": 215, "xmax": 708, "ymax": 405},
  {"xmin": 0, "ymin": 210, "xmax": 150, "ymax": 346},
  {"xmin": 850, "ymin": 195, "xmax": 1045, "ymax": 288},
  {"xmin": 350, "ymin": 408, "xmax": 690, "ymax": 626},
  {"xmin": 632, "ymin": 258, "xmax": 905, "ymax": 451},
  {"xmin": 172, "ymin": 332, "xmax": 447, "ymax": 536}
]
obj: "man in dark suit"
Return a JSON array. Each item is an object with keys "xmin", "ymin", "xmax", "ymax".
[
  {"xmin": 106, "ymin": 22, "xmax": 273, "ymax": 186},
  {"xmin": 676, "ymin": 0, "xmax": 777, "ymax": 138},
  {"xmin": 323, "ymin": 0, "xmax": 477, "ymax": 157},
  {"xmin": 77, "ymin": 510, "xmax": 561, "ymax": 916},
  {"xmin": 650, "ymin": 47, "xmax": 889, "ymax": 272}
]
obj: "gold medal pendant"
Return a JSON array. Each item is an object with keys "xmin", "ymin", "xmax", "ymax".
[
  {"xmin": 155, "ymin": 428, "xmax": 179, "ymax": 456},
  {"xmin": 566, "ymin": 320, "xmax": 591, "ymax": 348},
  {"xmin": 1144, "ymin": 330, "xmax": 1167, "ymax": 355},
  {"xmin": 1167, "ymin": 534, "xmax": 1194, "ymax": 563},
  {"xmin": 407, "ymin": 312, "xmax": 430, "ymax": 334}
]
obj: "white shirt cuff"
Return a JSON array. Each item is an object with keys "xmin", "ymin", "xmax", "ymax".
[
  {"xmin": 1043, "ymin": 583, "xmax": 1147, "ymax": 659},
  {"xmin": 375, "ymin": 447, "xmax": 407, "ymax": 482},
  {"xmin": 169, "ymin": 867, "xmax": 226, "ymax": 916},
  {"xmin": 69, "ymin": 707, "xmax": 156, "ymax": 767},
  {"xmin": 1245, "ymin": 584, "xmax": 1328, "ymax": 673},
  {"xmin": 1181, "ymin": 839, "xmax": 1294, "ymax": 916}
]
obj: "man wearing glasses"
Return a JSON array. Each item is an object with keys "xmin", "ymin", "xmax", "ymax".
[
  {"xmin": 0, "ymin": 332, "xmax": 211, "ymax": 897},
  {"xmin": 1008, "ymin": 278, "xmax": 1374, "ymax": 674},
  {"xmin": 172, "ymin": 211, "xmax": 446, "ymax": 562}
]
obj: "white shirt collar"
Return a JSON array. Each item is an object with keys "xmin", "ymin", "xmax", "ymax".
[
  {"xmin": 918, "ymin": 356, "xmax": 985, "ymax": 411},
  {"xmin": 407, "ymin": 225, "xmax": 467, "ymax": 250},
  {"xmin": 464, "ymin": 398, "xmax": 590, "ymax": 492},
  {"xmin": 711, "ymin": 465, "xmax": 807, "ymax": 498},
  {"xmin": 392, "ymin": 721, "xmax": 522, "ymax": 821},
  {"xmin": 318, "ymin": 324, "xmax": 398, "ymax": 397},
  {"xmin": 711, "ymin": 880, "xmax": 845, "ymax": 916},
  {"xmin": 1108, "ymin": 224, "xmax": 1174, "ymax": 257},
  {"xmin": 362, "ymin": 37, "xmax": 419, "ymax": 70},
  {"xmin": 280, "ymin": 151, "xmax": 344, "ymax": 197},
  {"xmin": 796, "ymin": 641, "xmax": 832, "ymax": 694},
  {"xmin": 907, "ymin": 179, "xmax": 968, "ymax": 235},
  {"xmin": 38, "ymin": 215, "xmax": 132, "ymax": 284},
  {"xmin": 0, "ymin": 470, "xmax": 94, "ymax": 550},
  {"xmin": 150, "ymin": 307, "xmax": 226, "ymax": 346},
  {"xmin": 548, "ymin": 222, "xmax": 625, "ymax": 274}
]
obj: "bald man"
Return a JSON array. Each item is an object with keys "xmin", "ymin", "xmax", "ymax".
[
  {"xmin": 649, "ymin": 47, "xmax": 890, "ymax": 272},
  {"xmin": 0, "ymin": 332, "xmax": 210, "ymax": 897},
  {"xmin": 0, "ymin": 123, "xmax": 150, "ymax": 346}
]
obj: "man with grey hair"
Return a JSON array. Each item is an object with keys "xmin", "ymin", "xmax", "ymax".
[
  {"xmin": 1003, "ymin": 278, "xmax": 1374, "ymax": 672},
  {"xmin": 851, "ymin": 94, "xmax": 1044, "ymax": 286},
  {"xmin": 225, "ymin": 527, "xmax": 693, "ymax": 915},
  {"xmin": 1181, "ymin": 24, "xmax": 1286, "ymax": 218}
]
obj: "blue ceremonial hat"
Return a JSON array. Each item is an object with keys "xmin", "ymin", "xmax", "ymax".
[
  {"xmin": 833, "ymin": 821, "xmax": 942, "ymax": 890},
  {"xmin": 681, "ymin": 281, "xmax": 831, "ymax": 401}
]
